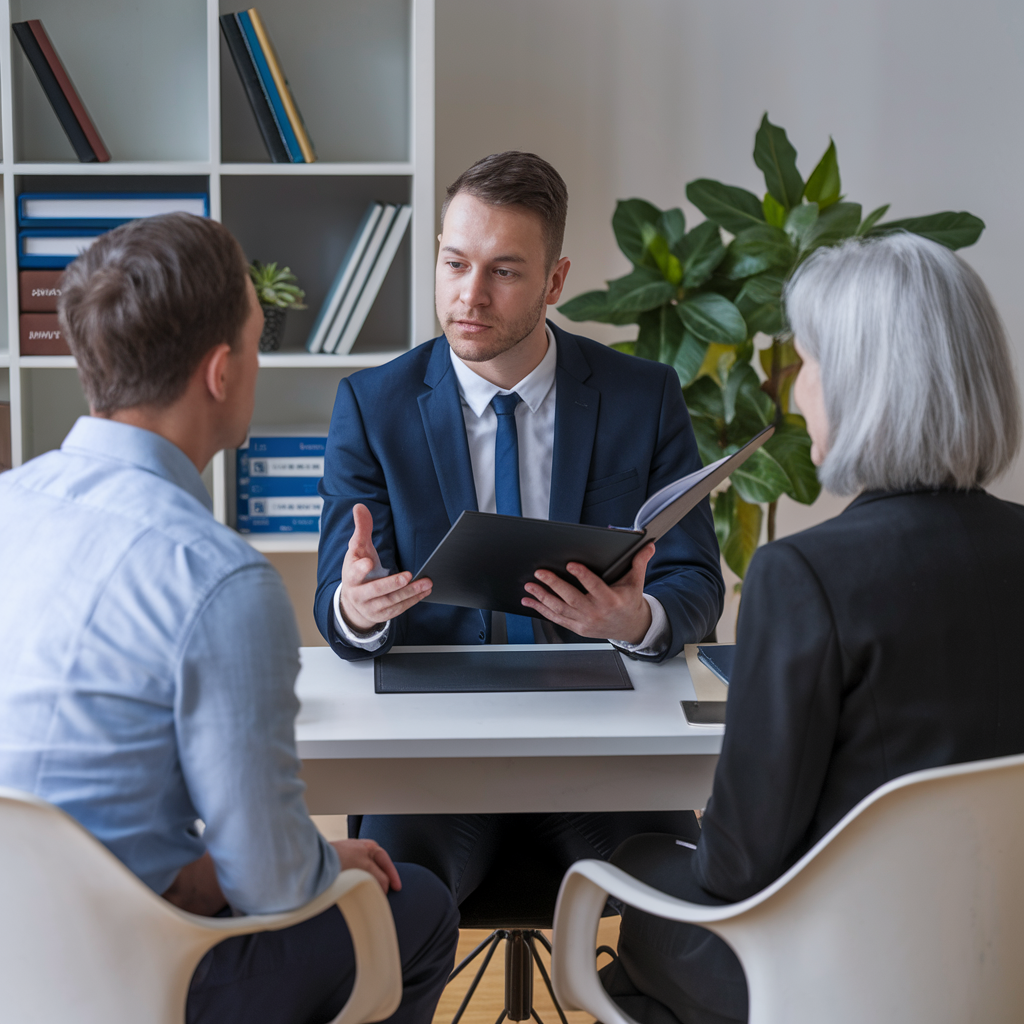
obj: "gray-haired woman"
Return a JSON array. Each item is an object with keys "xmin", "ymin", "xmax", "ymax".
[{"xmin": 600, "ymin": 232, "xmax": 1024, "ymax": 1024}]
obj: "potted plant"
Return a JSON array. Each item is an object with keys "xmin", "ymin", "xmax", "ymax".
[
  {"xmin": 559, "ymin": 115, "xmax": 985, "ymax": 579},
  {"xmin": 249, "ymin": 260, "xmax": 307, "ymax": 352}
]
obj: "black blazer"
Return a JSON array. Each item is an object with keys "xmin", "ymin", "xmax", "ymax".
[{"xmin": 694, "ymin": 488, "xmax": 1024, "ymax": 902}]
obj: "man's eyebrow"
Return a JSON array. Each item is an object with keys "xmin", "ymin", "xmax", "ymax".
[{"xmin": 441, "ymin": 245, "xmax": 527, "ymax": 264}]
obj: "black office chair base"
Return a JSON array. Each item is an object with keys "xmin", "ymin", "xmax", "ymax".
[{"xmin": 448, "ymin": 928, "xmax": 569, "ymax": 1024}]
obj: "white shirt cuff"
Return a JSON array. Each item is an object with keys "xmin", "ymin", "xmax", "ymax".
[
  {"xmin": 610, "ymin": 594, "xmax": 670, "ymax": 657},
  {"xmin": 333, "ymin": 581, "xmax": 390, "ymax": 651}
]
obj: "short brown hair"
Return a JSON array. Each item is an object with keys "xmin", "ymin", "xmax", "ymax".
[
  {"xmin": 442, "ymin": 151, "xmax": 568, "ymax": 267},
  {"xmin": 59, "ymin": 213, "xmax": 250, "ymax": 414}
]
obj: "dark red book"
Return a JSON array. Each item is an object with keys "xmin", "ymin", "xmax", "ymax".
[
  {"xmin": 20, "ymin": 313, "xmax": 71, "ymax": 356},
  {"xmin": 23, "ymin": 20, "xmax": 109, "ymax": 162},
  {"xmin": 19, "ymin": 270, "xmax": 65, "ymax": 313}
]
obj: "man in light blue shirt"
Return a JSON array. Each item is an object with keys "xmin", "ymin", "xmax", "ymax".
[{"xmin": 0, "ymin": 213, "xmax": 457, "ymax": 1024}]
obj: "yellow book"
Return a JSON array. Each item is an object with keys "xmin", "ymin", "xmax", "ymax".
[{"xmin": 247, "ymin": 9, "xmax": 317, "ymax": 163}]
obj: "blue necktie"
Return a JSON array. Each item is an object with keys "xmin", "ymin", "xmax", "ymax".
[{"xmin": 491, "ymin": 393, "xmax": 535, "ymax": 644}]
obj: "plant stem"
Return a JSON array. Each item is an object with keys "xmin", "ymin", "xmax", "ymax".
[{"xmin": 767, "ymin": 500, "xmax": 778, "ymax": 543}]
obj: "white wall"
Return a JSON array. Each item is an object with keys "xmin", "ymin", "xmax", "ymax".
[{"xmin": 435, "ymin": 0, "xmax": 1024, "ymax": 530}]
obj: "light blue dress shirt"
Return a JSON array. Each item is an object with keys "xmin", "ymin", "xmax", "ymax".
[{"xmin": 0, "ymin": 417, "xmax": 338, "ymax": 914}]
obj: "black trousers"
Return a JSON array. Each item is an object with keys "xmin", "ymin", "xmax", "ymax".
[
  {"xmin": 186, "ymin": 862, "xmax": 459, "ymax": 1024},
  {"xmin": 600, "ymin": 833, "xmax": 748, "ymax": 1024},
  {"xmin": 356, "ymin": 812, "xmax": 701, "ymax": 907}
]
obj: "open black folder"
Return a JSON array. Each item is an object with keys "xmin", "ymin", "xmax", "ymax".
[{"xmin": 413, "ymin": 425, "xmax": 774, "ymax": 617}]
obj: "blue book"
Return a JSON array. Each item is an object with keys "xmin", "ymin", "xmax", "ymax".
[
  {"xmin": 306, "ymin": 203, "xmax": 386, "ymax": 353},
  {"xmin": 239, "ymin": 477, "xmax": 321, "ymax": 498},
  {"xmin": 238, "ymin": 514, "xmax": 322, "ymax": 534},
  {"xmin": 18, "ymin": 192, "xmax": 209, "ymax": 228},
  {"xmin": 18, "ymin": 228, "xmax": 107, "ymax": 268},
  {"xmin": 236, "ymin": 12, "xmax": 303, "ymax": 162}
]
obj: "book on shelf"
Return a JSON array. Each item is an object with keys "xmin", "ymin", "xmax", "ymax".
[
  {"xmin": 306, "ymin": 204, "xmax": 385, "ymax": 353},
  {"xmin": 219, "ymin": 13, "xmax": 289, "ymax": 163},
  {"xmin": 246, "ymin": 9, "xmax": 317, "ymax": 163},
  {"xmin": 13, "ymin": 20, "xmax": 110, "ymax": 163},
  {"xmin": 236, "ymin": 429, "xmax": 327, "ymax": 534},
  {"xmin": 333, "ymin": 205, "xmax": 413, "ymax": 355},
  {"xmin": 0, "ymin": 402, "xmax": 11, "ymax": 473},
  {"xmin": 320, "ymin": 204, "xmax": 399, "ymax": 354},
  {"xmin": 18, "ymin": 230, "xmax": 105, "ymax": 269},
  {"xmin": 20, "ymin": 313, "xmax": 70, "ymax": 356},
  {"xmin": 18, "ymin": 193, "xmax": 209, "ymax": 228},
  {"xmin": 19, "ymin": 270, "xmax": 65, "ymax": 312},
  {"xmin": 229, "ymin": 10, "xmax": 315, "ymax": 163}
]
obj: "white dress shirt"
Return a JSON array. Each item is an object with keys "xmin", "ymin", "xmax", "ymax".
[{"xmin": 335, "ymin": 327, "xmax": 669, "ymax": 654}]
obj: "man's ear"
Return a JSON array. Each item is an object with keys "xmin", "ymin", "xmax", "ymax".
[
  {"xmin": 545, "ymin": 256, "xmax": 572, "ymax": 306},
  {"xmin": 202, "ymin": 343, "xmax": 234, "ymax": 404}
]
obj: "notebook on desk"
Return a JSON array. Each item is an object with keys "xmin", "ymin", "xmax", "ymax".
[{"xmin": 374, "ymin": 644, "xmax": 633, "ymax": 694}]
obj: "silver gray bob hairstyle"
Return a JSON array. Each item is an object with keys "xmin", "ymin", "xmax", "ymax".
[{"xmin": 784, "ymin": 232, "xmax": 1021, "ymax": 496}]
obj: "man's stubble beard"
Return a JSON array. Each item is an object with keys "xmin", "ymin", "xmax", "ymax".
[{"xmin": 442, "ymin": 286, "xmax": 548, "ymax": 363}]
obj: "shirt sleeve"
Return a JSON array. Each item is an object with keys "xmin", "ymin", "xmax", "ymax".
[
  {"xmin": 610, "ymin": 594, "xmax": 670, "ymax": 656},
  {"xmin": 333, "ymin": 580, "xmax": 390, "ymax": 652},
  {"xmin": 175, "ymin": 561, "xmax": 340, "ymax": 915}
]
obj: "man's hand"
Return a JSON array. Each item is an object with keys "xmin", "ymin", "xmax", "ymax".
[
  {"xmin": 522, "ymin": 543, "xmax": 656, "ymax": 645},
  {"xmin": 339, "ymin": 503, "xmax": 432, "ymax": 632},
  {"xmin": 330, "ymin": 838, "xmax": 402, "ymax": 894},
  {"xmin": 162, "ymin": 850, "xmax": 228, "ymax": 917}
]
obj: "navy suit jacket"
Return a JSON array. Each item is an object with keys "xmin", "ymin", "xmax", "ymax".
[{"xmin": 314, "ymin": 322, "xmax": 724, "ymax": 662}]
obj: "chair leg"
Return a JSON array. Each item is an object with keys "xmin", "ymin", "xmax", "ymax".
[
  {"xmin": 505, "ymin": 930, "xmax": 534, "ymax": 1021},
  {"xmin": 526, "ymin": 933, "xmax": 568, "ymax": 1024},
  {"xmin": 451, "ymin": 931, "xmax": 505, "ymax": 1024}
]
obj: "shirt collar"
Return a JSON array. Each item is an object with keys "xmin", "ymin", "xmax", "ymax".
[
  {"xmin": 61, "ymin": 416, "xmax": 213, "ymax": 512},
  {"xmin": 449, "ymin": 324, "xmax": 558, "ymax": 418}
]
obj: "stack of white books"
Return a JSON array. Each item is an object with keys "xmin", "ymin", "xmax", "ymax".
[{"xmin": 305, "ymin": 202, "xmax": 413, "ymax": 354}]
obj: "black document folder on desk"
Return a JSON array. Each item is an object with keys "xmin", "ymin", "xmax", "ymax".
[
  {"xmin": 375, "ymin": 646, "xmax": 633, "ymax": 693},
  {"xmin": 413, "ymin": 426, "xmax": 773, "ymax": 617}
]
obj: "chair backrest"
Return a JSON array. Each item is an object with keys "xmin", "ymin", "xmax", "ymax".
[
  {"xmin": 0, "ymin": 787, "xmax": 220, "ymax": 1024},
  {"xmin": 712, "ymin": 753, "xmax": 1024, "ymax": 1024}
]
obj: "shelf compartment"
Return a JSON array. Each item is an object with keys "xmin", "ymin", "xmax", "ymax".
[
  {"xmin": 19, "ymin": 366, "xmax": 87, "ymax": 459},
  {"xmin": 11, "ymin": 0, "xmax": 208, "ymax": 163},
  {"xmin": 219, "ymin": 0, "xmax": 410, "ymax": 165},
  {"xmin": 221, "ymin": 174, "xmax": 412, "ymax": 353}
]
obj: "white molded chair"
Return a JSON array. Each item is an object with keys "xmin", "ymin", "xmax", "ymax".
[
  {"xmin": 0, "ymin": 787, "xmax": 402, "ymax": 1024},
  {"xmin": 552, "ymin": 752, "xmax": 1024, "ymax": 1024}
]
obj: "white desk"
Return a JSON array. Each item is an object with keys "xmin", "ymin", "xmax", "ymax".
[{"xmin": 295, "ymin": 644, "xmax": 724, "ymax": 815}]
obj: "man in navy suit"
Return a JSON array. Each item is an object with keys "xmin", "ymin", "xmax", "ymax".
[{"xmin": 314, "ymin": 152, "xmax": 724, "ymax": 904}]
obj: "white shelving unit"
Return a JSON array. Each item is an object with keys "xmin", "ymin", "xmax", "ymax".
[{"xmin": 0, "ymin": 0, "xmax": 434, "ymax": 559}]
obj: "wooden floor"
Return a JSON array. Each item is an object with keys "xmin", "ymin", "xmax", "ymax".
[{"xmin": 312, "ymin": 816, "xmax": 617, "ymax": 1024}]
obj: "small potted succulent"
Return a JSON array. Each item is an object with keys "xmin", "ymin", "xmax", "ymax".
[{"xmin": 249, "ymin": 260, "xmax": 307, "ymax": 352}]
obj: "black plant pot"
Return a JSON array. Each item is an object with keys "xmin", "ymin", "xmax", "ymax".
[{"xmin": 259, "ymin": 306, "xmax": 287, "ymax": 352}]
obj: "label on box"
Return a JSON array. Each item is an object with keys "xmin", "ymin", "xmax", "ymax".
[
  {"xmin": 247, "ymin": 496, "xmax": 324, "ymax": 517},
  {"xmin": 249, "ymin": 456, "xmax": 324, "ymax": 477}
]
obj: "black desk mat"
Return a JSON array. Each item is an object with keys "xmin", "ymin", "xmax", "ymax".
[{"xmin": 374, "ymin": 649, "xmax": 633, "ymax": 694}]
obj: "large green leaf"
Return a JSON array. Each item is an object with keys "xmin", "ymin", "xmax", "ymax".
[
  {"xmin": 803, "ymin": 139, "xmax": 841, "ymax": 209},
  {"xmin": 806, "ymin": 201, "xmax": 861, "ymax": 249},
  {"xmin": 658, "ymin": 208, "xmax": 687, "ymax": 250},
  {"xmin": 762, "ymin": 193, "xmax": 787, "ymax": 228},
  {"xmin": 753, "ymin": 114, "xmax": 804, "ymax": 211},
  {"xmin": 611, "ymin": 340, "xmax": 636, "ymax": 356},
  {"xmin": 856, "ymin": 204, "xmax": 890, "ymax": 236},
  {"xmin": 723, "ymin": 224, "xmax": 795, "ymax": 280},
  {"xmin": 677, "ymin": 293, "xmax": 747, "ymax": 345},
  {"xmin": 736, "ymin": 272, "xmax": 786, "ymax": 336},
  {"xmin": 641, "ymin": 224, "xmax": 683, "ymax": 285},
  {"xmin": 673, "ymin": 331, "xmax": 709, "ymax": 387},
  {"xmin": 683, "ymin": 374, "xmax": 725, "ymax": 422},
  {"xmin": 612, "ymin": 199, "xmax": 662, "ymax": 264},
  {"xmin": 675, "ymin": 220, "xmax": 727, "ymax": 288},
  {"xmin": 764, "ymin": 414, "xmax": 821, "ymax": 504},
  {"xmin": 686, "ymin": 179, "xmax": 765, "ymax": 235},
  {"xmin": 730, "ymin": 447, "xmax": 791, "ymax": 504},
  {"xmin": 607, "ymin": 266, "xmax": 676, "ymax": 314},
  {"xmin": 689, "ymin": 413, "xmax": 724, "ymax": 466},
  {"xmin": 714, "ymin": 486, "xmax": 763, "ymax": 578},
  {"xmin": 785, "ymin": 202, "xmax": 819, "ymax": 249},
  {"xmin": 558, "ymin": 289, "xmax": 636, "ymax": 325},
  {"xmin": 723, "ymin": 363, "xmax": 773, "ymax": 430},
  {"xmin": 869, "ymin": 211, "xmax": 985, "ymax": 250},
  {"xmin": 635, "ymin": 304, "xmax": 683, "ymax": 363},
  {"xmin": 759, "ymin": 335, "xmax": 801, "ymax": 411}
]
